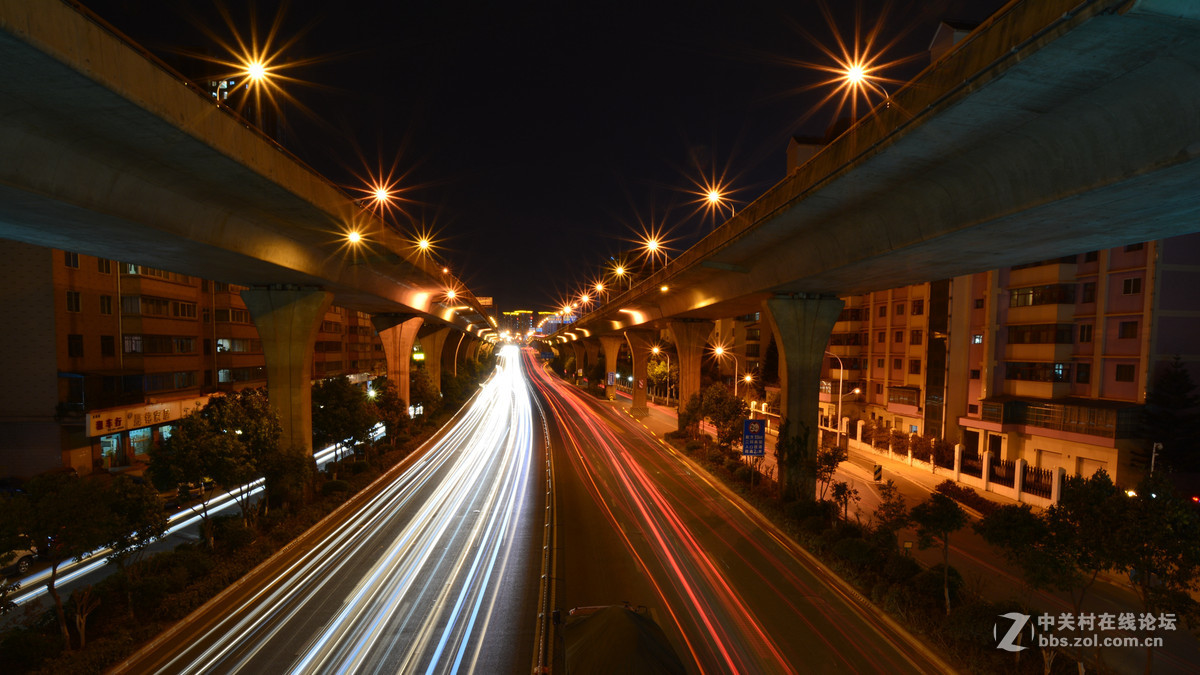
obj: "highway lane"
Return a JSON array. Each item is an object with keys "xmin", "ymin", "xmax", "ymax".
[
  {"xmin": 525, "ymin": 350, "xmax": 950, "ymax": 674},
  {"xmin": 115, "ymin": 345, "xmax": 544, "ymax": 674}
]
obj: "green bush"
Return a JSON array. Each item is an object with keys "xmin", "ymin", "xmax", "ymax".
[
  {"xmin": 347, "ymin": 460, "xmax": 370, "ymax": 475},
  {"xmin": 733, "ymin": 465, "xmax": 754, "ymax": 484},
  {"xmin": 910, "ymin": 564, "xmax": 964, "ymax": 611},
  {"xmin": 881, "ymin": 553, "xmax": 923, "ymax": 584},
  {"xmin": 0, "ymin": 627, "xmax": 58, "ymax": 671},
  {"xmin": 321, "ymin": 479, "xmax": 351, "ymax": 495},
  {"xmin": 213, "ymin": 515, "xmax": 256, "ymax": 550},
  {"xmin": 684, "ymin": 440, "xmax": 703, "ymax": 453},
  {"xmin": 800, "ymin": 515, "xmax": 829, "ymax": 537},
  {"xmin": 830, "ymin": 537, "xmax": 876, "ymax": 570}
]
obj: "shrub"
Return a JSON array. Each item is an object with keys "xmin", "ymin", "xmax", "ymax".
[
  {"xmin": 911, "ymin": 564, "xmax": 964, "ymax": 609},
  {"xmin": 800, "ymin": 515, "xmax": 829, "ymax": 537},
  {"xmin": 321, "ymin": 479, "xmax": 351, "ymax": 495},
  {"xmin": 830, "ymin": 537, "xmax": 876, "ymax": 570},
  {"xmin": 934, "ymin": 480, "xmax": 999, "ymax": 517},
  {"xmin": 0, "ymin": 627, "xmax": 58, "ymax": 671},
  {"xmin": 684, "ymin": 440, "xmax": 703, "ymax": 453},
  {"xmin": 347, "ymin": 460, "xmax": 370, "ymax": 475},
  {"xmin": 733, "ymin": 465, "xmax": 754, "ymax": 484},
  {"xmin": 881, "ymin": 553, "xmax": 923, "ymax": 584},
  {"xmin": 213, "ymin": 515, "xmax": 256, "ymax": 551}
]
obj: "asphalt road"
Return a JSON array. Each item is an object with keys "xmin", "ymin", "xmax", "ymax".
[
  {"xmin": 526, "ymin": 351, "xmax": 951, "ymax": 674},
  {"xmin": 114, "ymin": 346, "xmax": 544, "ymax": 674}
]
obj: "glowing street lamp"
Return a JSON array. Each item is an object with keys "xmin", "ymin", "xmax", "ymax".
[
  {"xmin": 346, "ymin": 230, "xmax": 362, "ymax": 244},
  {"xmin": 652, "ymin": 345, "xmax": 672, "ymax": 401}
]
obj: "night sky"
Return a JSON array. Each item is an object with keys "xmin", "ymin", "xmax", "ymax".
[{"xmin": 81, "ymin": 0, "xmax": 1003, "ymax": 312}]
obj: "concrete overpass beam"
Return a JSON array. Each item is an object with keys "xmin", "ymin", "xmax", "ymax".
[
  {"xmin": 417, "ymin": 325, "xmax": 453, "ymax": 395},
  {"xmin": 599, "ymin": 336, "xmax": 624, "ymax": 401},
  {"xmin": 241, "ymin": 287, "xmax": 333, "ymax": 456},
  {"xmin": 763, "ymin": 294, "xmax": 844, "ymax": 502},
  {"xmin": 625, "ymin": 330, "xmax": 655, "ymax": 418},
  {"xmin": 372, "ymin": 314, "xmax": 423, "ymax": 407},
  {"xmin": 668, "ymin": 319, "xmax": 715, "ymax": 423}
]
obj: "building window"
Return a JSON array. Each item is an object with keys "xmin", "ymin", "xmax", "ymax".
[
  {"xmin": 968, "ymin": 404, "xmax": 979, "ymax": 414},
  {"xmin": 908, "ymin": 359, "xmax": 921, "ymax": 375},
  {"xmin": 1005, "ymin": 361, "xmax": 1072, "ymax": 382},
  {"xmin": 1115, "ymin": 364, "xmax": 1136, "ymax": 382},
  {"xmin": 1076, "ymin": 363, "xmax": 1091, "ymax": 384},
  {"xmin": 974, "ymin": 298, "xmax": 984, "ymax": 309},
  {"xmin": 1079, "ymin": 324, "xmax": 1093, "ymax": 343},
  {"xmin": 972, "ymin": 334, "xmax": 983, "ymax": 345},
  {"xmin": 1008, "ymin": 324, "xmax": 1074, "ymax": 344},
  {"xmin": 1009, "ymin": 284, "xmax": 1076, "ymax": 307},
  {"xmin": 895, "ymin": 303, "xmax": 905, "ymax": 315},
  {"xmin": 877, "ymin": 358, "xmax": 884, "ymax": 368},
  {"xmin": 893, "ymin": 358, "xmax": 902, "ymax": 370},
  {"xmin": 172, "ymin": 301, "xmax": 197, "ymax": 319},
  {"xmin": 98, "ymin": 258, "xmax": 112, "ymax": 274},
  {"xmin": 64, "ymin": 251, "xmax": 79, "ymax": 268},
  {"xmin": 875, "ymin": 383, "xmax": 883, "ymax": 394},
  {"xmin": 99, "ymin": 295, "xmax": 113, "ymax": 315},
  {"xmin": 970, "ymin": 369, "xmax": 981, "ymax": 379},
  {"xmin": 877, "ymin": 305, "xmax": 886, "ymax": 318},
  {"xmin": 1081, "ymin": 282, "xmax": 1096, "ymax": 304},
  {"xmin": 894, "ymin": 330, "xmax": 903, "ymax": 343},
  {"xmin": 100, "ymin": 335, "xmax": 115, "ymax": 357},
  {"xmin": 910, "ymin": 330, "xmax": 923, "ymax": 345},
  {"xmin": 877, "ymin": 331, "xmax": 885, "ymax": 343},
  {"xmin": 911, "ymin": 299, "xmax": 924, "ymax": 315},
  {"xmin": 66, "ymin": 290, "xmax": 81, "ymax": 313},
  {"xmin": 67, "ymin": 334, "xmax": 83, "ymax": 357},
  {"xmin": 1118, "ymin": 321, "xmax": 1138, "ymax": 339},
  {"xmin": 1084, "ymin": 251, "xmax": 1099, "ymax": 262},
  {"xmin": 1124, "ymin": 243, "xmax": 1144, "ymax": 252},
  {"xmin": 1122, "ymin": 277, "xmax": 1142, "ymax": 295},
  {"xmin": 123, "ymin": 335, "xmax": 143, "ymax": 354}
]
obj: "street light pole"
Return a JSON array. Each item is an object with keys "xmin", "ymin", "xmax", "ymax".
[{"xmin": 826, "ymin": 351, "xmax": 844, "ymax": 447}]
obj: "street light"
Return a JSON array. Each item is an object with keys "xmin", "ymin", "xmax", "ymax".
[
  {"xmin": 652, "ymin": 345, "xmax": 671, "ymax": 401},
  {"xmin": 712, "ymin": 345, "xmax": 741, "ymax": 396}
]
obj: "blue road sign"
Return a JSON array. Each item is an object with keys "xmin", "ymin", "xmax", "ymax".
[{"xmin": 742, "ymin": 419, "xmax": 766, "ymax": 457}]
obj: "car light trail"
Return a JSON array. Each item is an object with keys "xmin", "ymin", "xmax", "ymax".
[
  {"xmin": 524, "ymin": 349, "xmax": 932, "ymax": 674},
  {"xmin": 114, "ymin": 345, "xmax": 539, "ymax": 674}
]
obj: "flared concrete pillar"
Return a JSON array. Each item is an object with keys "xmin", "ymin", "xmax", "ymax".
[
  {"xmin": 584, "ymin": 340, "xmax": 600, "ymax": 374},
  {"xmin": 599, "ymin": 335, "xmax": 624, "ymax": 401},
  {"xmin": 465, "ymin": 338, "xmax": 480, "ymax": 363},
  {"xmin": 668, "ymin": 319, "xmax": 715, "ymax": 419},
  {"xmin": 570, "ymin": 341, "xmax": 585, "ymax": 380},
  {"xmin": 241, "ymin": 287, "xmax": 333, "ymax": 455},
  {"xmin": 447, "ymin": 331, "xmax": 466, "ymax": 378},
  {"xmin": 373, "ymin": 314, "xmax": 423, "ymax": 406},
  {"xmin": 763, "ymin": 294, "xmax": 844, "ymax": 502},
  {"xmin": 417, "ymin": 325, "xmax": 453, "ymax": 394},
  {"xmin": 625, "ymin": 330, "xmax": 654, "ymax": 417}
]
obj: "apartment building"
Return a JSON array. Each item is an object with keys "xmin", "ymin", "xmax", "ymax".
[
  {"xmin": 810, "ymin": 234, "xmax": 1200, "ymax": 484},
  {"xmin": 0, "ymin": 242, "xmax": 387, "ymax": 478}
]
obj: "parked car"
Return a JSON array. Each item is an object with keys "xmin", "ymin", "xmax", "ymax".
[{"xmin": 1, "ymin": 545, "xmax": 37, "ymax": 577}]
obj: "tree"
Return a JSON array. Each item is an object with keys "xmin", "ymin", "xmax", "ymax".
[
  {"xmin": 1143, "ymin": 356, "xmax": 1200, "ymax": 471},
  {"xmin": 1119, "ymin": 473, "xmax": 1200, "ymax": 673},
  {"xmin": 911, "ymin": 492, "xmax": 968, "ymax": 616},
  {"xmin": 370, "ymin": 376, "xmax": 409, "ymax": 447},
  {"xmin": 16, "ymin": 471, "xmax": 113, "ymax": 649},
  {"xmin": 701, "ymin": 384, "xmax": 749, "ymax": 449},
  {"xmin": 678, "ymin": 392, "xmax": 704, "ymax": 439},
  {"xmin": 312, "ymin": 376, "xmax": 375, "ymax": 464},
  {"xmin": 872, "ymin": 480, "xmax": 909, "ymax": 538},
  {"xmin": 104, "ymin": 475, "xmax": 167, "ymax": 619},
  {"xmin": 813, "ymin": 444, "xmax": 847, "ymax": 501},
  {"xmin": 831, "ymin": 481, "xmax": 860, "ymax": 521},
  {"xmin": 70, "ymin": 585, "xmax": 101, "ymax": 650},
  {"xmin": 409, "ymin": 368, "xmax": 441, "ymax": 420}
]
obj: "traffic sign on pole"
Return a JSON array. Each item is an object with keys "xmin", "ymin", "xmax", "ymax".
[{"xmin": 742, "ymin": 419, "xmax": 766, "ymax": 457}]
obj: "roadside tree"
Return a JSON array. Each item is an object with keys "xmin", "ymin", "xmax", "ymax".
[{"xmin": 911, "ymin": 492, "xmax": 968, "ymax": 616}]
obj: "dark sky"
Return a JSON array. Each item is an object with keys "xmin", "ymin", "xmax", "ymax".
[{"xmin": 81, "ymin": 0, "xmax": 1003, "ymax": 312}]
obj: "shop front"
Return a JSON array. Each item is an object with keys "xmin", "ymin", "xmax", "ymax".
[{"xmin": 86, "ymin": 397, "xmax": 209, "ymax": 470}]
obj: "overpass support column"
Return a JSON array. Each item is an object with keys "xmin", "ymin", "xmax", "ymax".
[
  {"xmin": 569, "ymin": 341, "xmax": 585, "ymax": 381},
  {"xmin": 372, "ymin": 314, "xmax": 423, "ymax": 406},
  {"xmin": 668, "ymin": 319, "xmax": 715, "ymax": 423},
  {"xmin": 448, "ymin": 331, "xmax": 466, "ymax": 379},
  {"xmin": 584, "ymin": 340, "xmax": 600, "ymax": 376},
  {"xmin": 465, "ymin": 338, "xmax": 480, "ymax": 363},
  {"xmin": 418, "ymin": 325, "xmax": 453, "ymax": 395},
  {"xmin": 599, "ymin": 336, "xmax": 624, "ymax": 401},
  {"xmin": 763, "ymin": 294, "xmax": 844, "ymax": 502},
  {"xmin": 625, "ymin": 330, "xmax": 654, "ymax": 418},
  {"xmin": 241, "ymin": 287, "xmax": 333, "ymax": 455}
]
